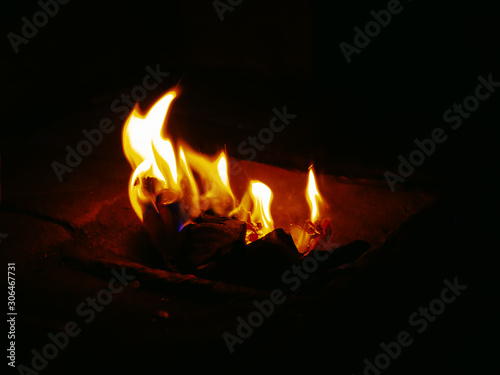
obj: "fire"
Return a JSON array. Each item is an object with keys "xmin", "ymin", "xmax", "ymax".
[
  {"xmin": 306, "ymin": 166, "xmax": 323, "ymax": 223},
  {"xmin": 227, "ymin": 179, "xmax": 274, "ymax": 243},
  {"xmin": 179, "ymin": 146, "xmax": 235, "ymax": 215},
  {"xmin": 122, "ymin": 90, "xmax": 330, "ymax": 250},
  {"xmin": 122, "ymin": 92, "xmax": 179, "ymax": 221},
  {"xmin": 289, "ymin": 166, "xmax": 328, "ymax": 253},
  {"xmin": 122, "ymin": 90, "xmax": 235, "ymax": 222},
  {"xmin": 249, "ymin": 181, "xmax": 274, "ymax": 236},
  {"xmin": 178, "ymin": 147, "xmax": 199, "ymax": 212},
  {"xmin": 217, "ymin": 154, "xmax": 230, "ymax": 189}
]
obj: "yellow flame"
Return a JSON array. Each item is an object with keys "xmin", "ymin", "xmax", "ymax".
[
  {"xmin": 306, "ymin": 166, "xmax": 323, "ymax": 223},
  {"xmin": 179, "ymin": 146, "xmax": 200, "ymax": 217},
  {"xmin": 122, "ymin": 91, "xmax": 179, "ymax": 220},
  {"xmin": 179, "ymin": 147, "xmax": 198, "ymax": 196},
  {"xmin": 250, "ymin": 180, "xmax": 274, "ymax": 236},
  {"xmin": 122, "ymin": 90, "xmax": 238, "ymax": 222},
  {"xmin": 122, "ymin": 92, "xmax": 176, "ymax": 173},
  {"xmin": 153, "ymin": 137, "xmax": 178, "ymax": 188},
  {"xmin": 217, "ymin": 154, "xmax": 230, "ymax": 190},
  {"xmin": 180, "ymin": 147, "xmax": 235, "ymax": 214}
]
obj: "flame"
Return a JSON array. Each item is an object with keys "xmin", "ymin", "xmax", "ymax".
[
  {"xmin": 228, "ymin": 179, "xmax": 275, "ymax": 242},
  {"xmin": 122, "ymin": 90, "xmax": 330, "ymax": 249},
  {"xmin": 289, "ymin": 166, "xmax": 327, "ymax": 253},
  {"xmin": 122, "ymin": 90, "xmax": 236, "ymax": 224},
  {"xmin": 306, "ymin": 166, "xmax": 323, "ymax": 223},
  {"xmin": 178, "ymin": 146, "xmax": 199, "ymax": 212},
  {"xmin": 179, "ymin": 147, "xmax": 235, "ymax": 215},
  {"xmin": 249, "ymin": 180, "xmax": 274, "ymax": 236},
  {"xmin": 217, "ymin": 154, "xmax": 230, "ymax": 191},
  {"xmin": 122, "ymin": 92, "xmax": 179, "ymax": 220}
]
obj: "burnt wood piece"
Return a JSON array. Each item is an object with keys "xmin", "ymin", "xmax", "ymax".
[
  {"xmin": 143, "ymin": 204, "xmax": 182, "ymax": 266},
  {"xmin": 197, "ymin": 228, "xmax": 301, "ymax": 289},
  {"xmin": 174, "ymin": 213, "xmax": 247, "ymax": 271},
  {"xmin": 246, "ymin": 228, "xmax": 301, "ymax": 270},
  {"xmin": 141, "ymin": 184, "xmax": 187, "ymax": 266}
]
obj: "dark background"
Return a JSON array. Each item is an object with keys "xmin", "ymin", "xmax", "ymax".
[
  {"xmin": 1, "ymin": 0, "xmax": 498, "ymax": 184},
  {"xmin": 1, "ymin": 0, "xmax": 499, "ymax": 374}
]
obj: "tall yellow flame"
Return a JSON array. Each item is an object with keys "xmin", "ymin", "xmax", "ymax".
[
  {"xmin": 306, "ymin": 166, "xmax": 323, "ymax": 223},
  {"xmin": 122, "ymin": 92, "xmax": 178, "ymax": 220}
]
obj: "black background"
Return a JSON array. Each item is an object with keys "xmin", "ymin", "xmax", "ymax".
[{"xmin": 1, "ymin": 0, "xmax": 498, "ymax": 184}]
